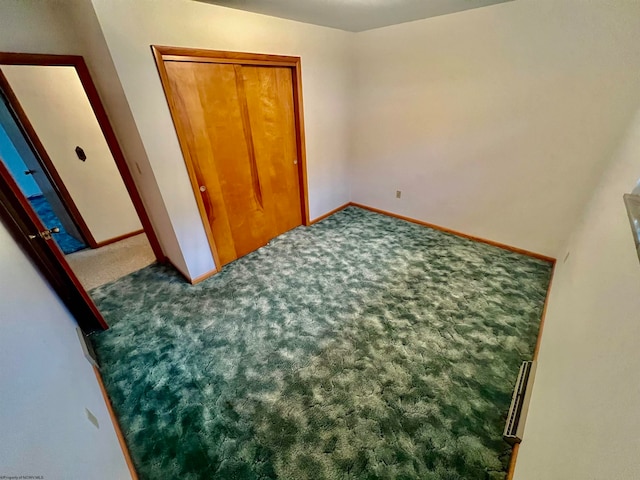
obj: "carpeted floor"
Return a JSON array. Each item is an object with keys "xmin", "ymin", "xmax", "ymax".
[
  {"xmin": 28, "ymin": 194, "xmax": 86, "ymax": 254},
  {"xmin": 91, "ymin": 207, "xmax": 552, "ymax": 480},
  {"xmin": 66, "ymin": 233, "xmax": 156, "ymax": 290}
]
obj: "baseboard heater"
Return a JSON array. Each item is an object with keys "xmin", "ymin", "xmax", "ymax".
[{"xmin": 503, "ymin": 360, "xmax": 537, "ymax": 445}]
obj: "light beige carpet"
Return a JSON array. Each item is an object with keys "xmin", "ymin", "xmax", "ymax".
[{"xmin": 66, "ymin": 233, "xmax": 156, "ymax": 291}]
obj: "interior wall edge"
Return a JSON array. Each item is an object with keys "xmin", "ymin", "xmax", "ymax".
[
  {"xmin": 62, "ymin": 0, "xmax": 195, "ymax": 275},
  {"xmin": 350, "ymin": 202, "xmax": 557, "ymax": 262},
  {"xmin": 93, "ymin": 366, "xmax": 139, "ymax": 480},
  {"xmin": 349, "ymin": 0, "xmax": 640, "ymax": 262},
  {"xmin": 512, "ymin": 105, "xmax": 640, "ymax": 479},
  {"xmin": 87, "ymin": 0, "xmax": 352, "ymax": 280}
]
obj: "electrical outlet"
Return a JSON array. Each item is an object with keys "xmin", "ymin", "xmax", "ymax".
[
  {"xmin": 85, "ymin": 408, "xmax": 99, "ymax": 429},
  {"xmin": 396, "ymin": 190, "xmax": 402, "ymax": 199}
]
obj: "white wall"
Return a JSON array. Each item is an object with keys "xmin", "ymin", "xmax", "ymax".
[
  {"xmin": 514, "ymin": 108, "xmax": 640, "ymax": 479},
  {"xmin": 0, "ymin": 0, "xmax": 174, "ymax": 266},
  {"xmin": 89, "ymin": 0, "xmax": 353, "ymax": 278},
  {"xmin": 62, "ymin": 0, "xmax": 188, "ymax": 271},
  {"xmin": 4, "ymin": 2, "xmax": 640, "ymax": 478},
  {"xmin": 0, "ymin": 220, "xmax": 131, "ymax": 479},
  {"xmin": 351, "ymin": 0, "xmax": 640, "ymax": 257},
  {"xmin": 0, "ymin": 5, "xmax": 130, "ymax": 478},
  {"xmin": 0, "ymin": 123, "xmax": 41, "ymax": 197},
  {"xmin": 0, "ymin": 0, "xmax": 83, "ymax": 56},
  {"xmin": 2, "ymin": 65, "xmax": 142, "ymax": 243}
]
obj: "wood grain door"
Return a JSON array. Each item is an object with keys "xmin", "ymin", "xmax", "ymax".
[{"xmin": 164, "ymin": 61, "xmax": 301, "ymax": 266}]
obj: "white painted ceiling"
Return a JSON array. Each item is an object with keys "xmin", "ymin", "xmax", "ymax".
[{"xmin": 199, "ymin": 0, "xmax": 513, "ymax": 32}]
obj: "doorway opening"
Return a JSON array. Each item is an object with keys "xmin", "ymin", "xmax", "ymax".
[
  {"xmin": 0, "ymin": 53, "xmax": 164, "ymax": 328},
  {"xmin": 0, "ymin": 87, "xmax": 89, "ymax": 255}
]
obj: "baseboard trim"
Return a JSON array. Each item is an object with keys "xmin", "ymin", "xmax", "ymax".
[
  {"xmin": 505, "ymin": 259, "xmax": 557, "ymax": 480},
  {"xmin": 93, "ymin": 366, "xmax": 139, "ymax": 480},
  {"xmin": 506, "ymin": 443, "xmax": 520, "ymax": 480},
  {"xmin": 167, "ymin": 257, "xmax": 218, "ymax": 285},
  {"xmin": 94, "ymin": 229, "xmax": 145, "ymax": 248},
  {"xmin": 533, "ymin": 262, "xmax": 555, "ymax": 361},
  {"xmin": 349, "ymin": 203, "xmax": 556, "ymax": 264},
  {"xmin": 310, "ymin": 202, "xmax": 351, "ymax": 225},
  {"xmin": 189, "ymin": 268, "xmax": 218, "ymax": 285}
]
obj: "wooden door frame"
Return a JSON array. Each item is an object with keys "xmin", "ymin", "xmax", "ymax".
[
  {"xmin": 152, "ymin": 46, "xmax": 310, "ymax": 270},
  {"xmin": 0, "ymin": 159, "xmax": 108, "ymax": 332},
  {"xmin": 0, "ymin": 52, "xmax": 164, "ymax": 260},
  {"xmin": 0, "ymin": 70, "xmax": 98, "ymax": 248}
]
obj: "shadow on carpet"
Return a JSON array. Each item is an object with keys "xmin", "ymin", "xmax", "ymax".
[{"xmin": 90, "ymin": 207, "xmax": 552, "ymax": 480}]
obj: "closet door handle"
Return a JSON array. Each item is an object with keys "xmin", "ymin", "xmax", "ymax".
[{"xmin": 199, "ymin": 185, "xmax": 207, "ymax": 192}]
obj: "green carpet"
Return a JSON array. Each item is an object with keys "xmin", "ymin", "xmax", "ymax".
[{"xmin": 91, "ymin": 207, "xmax": 552, "ymax": 480}]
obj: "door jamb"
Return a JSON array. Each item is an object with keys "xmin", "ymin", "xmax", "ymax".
[
  {"xmin": 0, "ymin": 52, "xmax": 165, "ymax": 262},
  {"xmin": 151, "ymin": 46, "xmax": 310, "ymax": 271},
  {"xmin": 0, "ymin": 70, "xmax": 98, "ymax": 248},
  {"xmin": 0, "ymin": 159, "xmax": 108, "ymax": 332}
]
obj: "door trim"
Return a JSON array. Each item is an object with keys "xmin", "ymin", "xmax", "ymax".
[
  {"xmin": 0, "ymin": 69, "xmax": 98, "ymax": 248},
  {"xmin": 0, "ymin": 159, "xmax": 108, "ymax": 332},
  {"xmin": 0, "ymin": 52, "xmax": 165, "ymax": 262},
  {"xmin": 152, "ymin": 46, "xmax": 311, "ymax": 270}
]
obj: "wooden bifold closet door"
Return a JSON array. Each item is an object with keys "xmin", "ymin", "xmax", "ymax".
[{"xmin": 164, "ymin": 60, "xmax": 302, "ymax": 267}]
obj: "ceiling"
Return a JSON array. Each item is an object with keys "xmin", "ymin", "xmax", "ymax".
[{"xmin": 199, "ymin": 0, "xmax": 513, "ymax": 32}]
